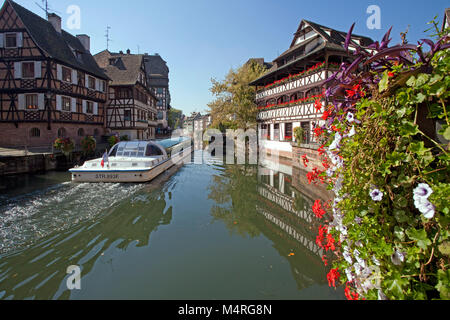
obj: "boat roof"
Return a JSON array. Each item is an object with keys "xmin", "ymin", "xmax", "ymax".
[{"xmin": 155, "ymin": 137, "xmax": 190, "ymax": 149}]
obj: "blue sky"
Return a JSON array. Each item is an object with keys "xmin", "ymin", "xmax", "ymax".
[{"xmin": 12, "ymin": 0, "xmax": 450, "ymax": 116}]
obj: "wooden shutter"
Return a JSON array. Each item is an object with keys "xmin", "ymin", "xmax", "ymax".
[
  {"xmin": 72, "ymin": 69, "xmax": 78, "ymax": 85},
  {"xmin": 71, "ymin": 98, "xmax": 77, "ymax": 112},
  {"xmin": 0, "ymin": 34, "xmax": 4, "ymax": 48},
  {"xmin": 82, "ymin": 100, "xmax": 87, "ymax": 113},
  {"xmin": 34, "ymin": 61, "xmax": 41, "ymax": 78},
  {"xmin": 57, "ymin": 64, "xmax": 62, "ymax": 80},
  {"xmin": 14, "ymin": 62, "xmax": 22, "ymax": 79},
  {"xmin": 17, "ymin": 94, "xmax": 25, "ymax": 110},
  {"xmin": 93, "ymin": 102, "xmax": 98, "ymax": 115},
  {"xmin": 85, "ymin": 75, "xmax": 89, "ymax": 88},
  {"xmin": 16, "ymin": 32, "xmax": 23, "ymax": 48},
  {"xmin": 56, "ymin": 95, "xmax": 62, "ymax": 111},
  {"xmin": 38, "ymin": 94, "xmax": 45, "ymax": 110}
]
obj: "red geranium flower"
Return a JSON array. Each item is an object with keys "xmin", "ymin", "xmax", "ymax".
[{"xmin": 327, "ymin": 268, "xmax": 340, "ymax": 288}]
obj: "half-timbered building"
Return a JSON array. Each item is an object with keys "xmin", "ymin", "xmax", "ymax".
[
  {"xmin": 0, "ymin": 0, "xmax": 109, "ymax": 148},
  {"xmin": 94, "ymin": 50, "xmax": 158, "ymax": 140},
  {"xmin": 250, "ymin": 20, "xmax": 373, "ymax": 159}
]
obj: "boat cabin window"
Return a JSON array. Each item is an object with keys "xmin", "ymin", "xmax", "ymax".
[
  {"xmin": 146, "ymin": 145, "xmax": 163, "ymax": 157},
  {"xmin": 109, "ymin": 145, "xmax": 119, "ymax": 157},
  {"xmin": 111, "ymin": 142, "xmax": 164, "ymax": 158}
]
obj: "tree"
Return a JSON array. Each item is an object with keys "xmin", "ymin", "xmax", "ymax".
[
  {"xmin": 168, "ymin": 107, "xmax": 183, "ymax": 129},
  {"xmin": 208, "ymin": 60, "xmax": 267, "ymax": 130}
]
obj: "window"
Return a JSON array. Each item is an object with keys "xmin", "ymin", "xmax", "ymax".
[
  {"xmin": 58, "ymin": 128, "xmax": 66, "ymax": 138},
  {"xmin": 274, "ymin": 124, "xmax": 280, "ymax": 141},
  {"xmin": 88, "ymin": 76, "xmax": 95, "ymax": 90},
  {"xmin": 157, "ymin": 88, "xmax": 163, "ymax": 94},
  {"xmin": 62, "ymin": 67, "xmax": 72, "ymax": 83},
  {"xmin": 30, "ymin": 128, "xmax": 40, "ymax": 138},
  {"xmin": 25, "ymin": 94, "xmax": 38, "ymax": 110},
  {"xmin": 116, "ymin": 88, "xmax": 131, "ymax": 99},
  {"xmin": 78, "ymin": 128, "xmax": 85, "ymax": 137},
  {"xmin": 124, "ymin": 110, "xmax": 131, "ymax": 121},
  {"xmin": 86, "ymin": 101, "xmax": 94, "ymax": 114},
  {"xmin": 5, "ymin": 33, "xmax": 17, "ymax": 48},
  {"xmin": 146, "ymin": 145, "xmax": 163, "ymax": 157},
  {"xmin": 22, "ymin": 62, "xmax": 35, "ymax": 78},
  {"xmin": 285, "ymin": 123, "xmax": 293, "ymax": 141},
  {"xmin": 101, "ymin": 81, "xmax": 106, "ymax": 92},
  {"xmin": 62, "ymin": 97, "xmax": 71, "ymax": 112}
]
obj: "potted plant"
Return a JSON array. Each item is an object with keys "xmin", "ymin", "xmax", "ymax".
[{"xmin": 294, "ymin": 127, "xmax": 304, "ymax": 145}]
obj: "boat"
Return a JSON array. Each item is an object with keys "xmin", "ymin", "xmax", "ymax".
[{"xmin": 69, "ymin": 137, "xmax": 192, "ymax": 183}]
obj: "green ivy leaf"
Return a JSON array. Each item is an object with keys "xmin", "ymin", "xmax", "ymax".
[
  {"xmin": 379, "ymin": 71, "xmax": 389, "ymax": 93},
  {"xmin": 442, "ymin": 126, "xmax": 450, "ymax": 140},
  {"xmin": 400, "ymin": 121, "xmax": 419, "ymax": 137},
  {"xmin": 406, "ymin": 228, "xmax": 432, "ymax": 250},
  {"xmin": 436, "ymin": 269, "xmax": 450, "ymax": 300},
  {"xmin": 409, "ymin": 141, "xmax": 431, "ymax": 156}
]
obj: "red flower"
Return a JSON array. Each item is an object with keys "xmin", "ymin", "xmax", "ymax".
[
  {"xmin": 345, "ymin": 285, "xmax": 361, "ymax": 300},
  {"xmin": 388, "ymin": 71, "xmax": 395, "ymax": 78},
  {"xmin": 312, "ymin": 200, "xmax": 326, "ymax": 219},
  {"xmin": 327, "ymin": 268, "xmax": 340, "ymax": 288},
  {"xmin": 301, "ymin": 155, "xmax": 309, "ymax": 168},
  {"xmin": 322, "ymin": 256, "xmax": 328, "ymax": 266},
  {"xmin": 314, "ymin": 127, "xmax": 324, "ymax": 137},
  {"xmin": 314, "ymin": 99, "xmax": 323, "ymax": 112},
  {"xmin": 317, "ymin": 145, "xmax": 326, "ymax": 156},
  {"xmin": 322, "ymin": 110, "xmax": 331, "ymax": 121}
]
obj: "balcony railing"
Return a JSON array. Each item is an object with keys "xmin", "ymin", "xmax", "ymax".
[{"xmin": 256, "ymin": 62, "xmax": 339, "ymax": 100}]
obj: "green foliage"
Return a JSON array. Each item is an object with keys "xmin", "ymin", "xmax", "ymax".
[
  {"xmin": 294, "ymin": 127, "xmax": 304, "ymax": 144},
  {"xmin": 80, "ymin": 136, "xmax": 96, "ymax": 156},
  {"xmin": 208, "ymin": 60, "xmax": 267, "ymax": 130},
  {"xmin": 108, "ymin": 135, "xmax": 120, "ymax": 148},
  {"xmin": 322, "ymin": 29, "xmax": 449, "ymax": 300}
]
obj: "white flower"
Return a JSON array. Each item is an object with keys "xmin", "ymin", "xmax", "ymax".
[
  {"xmin": 347, "ymin": 126, "xmax": 356, "ymax": 137},
  {"xmin": 413, "ymin": 183, "xmax": 435, "ymax": 219},
  {"xmin": 413, "ymin": 183, "xmax": 433, "ymax": 200},
  {"xmin": 370, "ymin": 189, "xmax": 383, "ymax": 202},
  {"xmin": 417, "ymin": 200, "xmax": 436, "ymax": 219},
  {"xmin": 372, "ymin": 256, "xmax": 381, "ymax": 266},
  {"xmin": 347, "ymin": 112, "xmax": 356, "ymax": 123},
  {"xmin": 343, "ymin": 250, "xmax": 353, "ymax": 264},
  {"xmin": 391, "ymin": 250, "xmax": 406, "ymax": 266},
  {"xmin": 328, "ymin": 132, "xmax": 342, "ymax": 150},
  {"xmin": 378, "ymin": 290, "xmax": 388, "ymax": 300}
]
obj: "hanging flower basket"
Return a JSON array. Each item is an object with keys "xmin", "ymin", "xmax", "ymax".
[{"xmin": 54, "ymin": 138, "xmax": 75, "ymax": 156}]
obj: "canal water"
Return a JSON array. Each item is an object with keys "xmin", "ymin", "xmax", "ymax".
[{"xmin": 0, "ymin": 151, "xmax": 344, "ymax": 300}]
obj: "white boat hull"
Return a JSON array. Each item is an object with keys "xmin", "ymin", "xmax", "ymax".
[{"xmin": 70, "ymin": 147, "xmax": 192, "ymax": 183}]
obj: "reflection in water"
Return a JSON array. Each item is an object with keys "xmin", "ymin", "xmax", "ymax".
[
  {"xmin": 208, "ymin": 157, "xmax": 328, "ymax": 292},
  {"xmin": 0, "ymin": 152, "xmax": 342, "ymax": 300},
  {"xmin": 0, "ymin": 171, "xmax": 174, "ymax": 300}
]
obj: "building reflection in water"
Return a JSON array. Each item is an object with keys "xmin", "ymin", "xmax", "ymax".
[{"xmin": 209, "ymin": 154, "xmax": 329, "ymax": 292}]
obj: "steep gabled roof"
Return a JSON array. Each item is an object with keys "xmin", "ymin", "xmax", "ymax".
[
  {"xmin": 6, "ymin": 0, "xmax": 108, "ymax": 80},
  {"xmin": 94, "ymin": 50, "xmax": 144, "ymax": 86},
  {"xmin": 250, "ymin": 19, "xmax": 373, "ymax": 86}
]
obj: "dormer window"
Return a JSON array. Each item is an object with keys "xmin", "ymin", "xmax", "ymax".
[{"xmin": 109, "ymin": 58, "xmax": 116, "ymax": 65}]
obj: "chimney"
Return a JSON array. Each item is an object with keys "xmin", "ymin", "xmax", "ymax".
[
  {"xmin": 76, "ymin": 34, "xmax": 90, "ymax": 52},
  {"xmin": 48, "ymin": 13, "xmax": 62, "ymax": 33},
  {"xmin": 126, "ymin": 49, "xmax": 131, "ymax": 54}
]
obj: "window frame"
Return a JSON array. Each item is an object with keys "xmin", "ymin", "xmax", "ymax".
[
  {"xmin": 62, "ymin": 66, "xmax": 72, "ymax": 83},
  {"xmin": 5, "ymin": 33, "xmax": 17, "ymax": 48},
  {"xmin": 25, "ymin": 94, "xmax": 39, "ymax": 110},
  {"xmin": 22, "ymin": 62, "xmax": 35, "ymax": 79}
]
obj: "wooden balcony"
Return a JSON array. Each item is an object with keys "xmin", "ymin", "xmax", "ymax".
[{"xmin": 255, "ymin": 64, "xmax": 339, "ymax": 101}]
